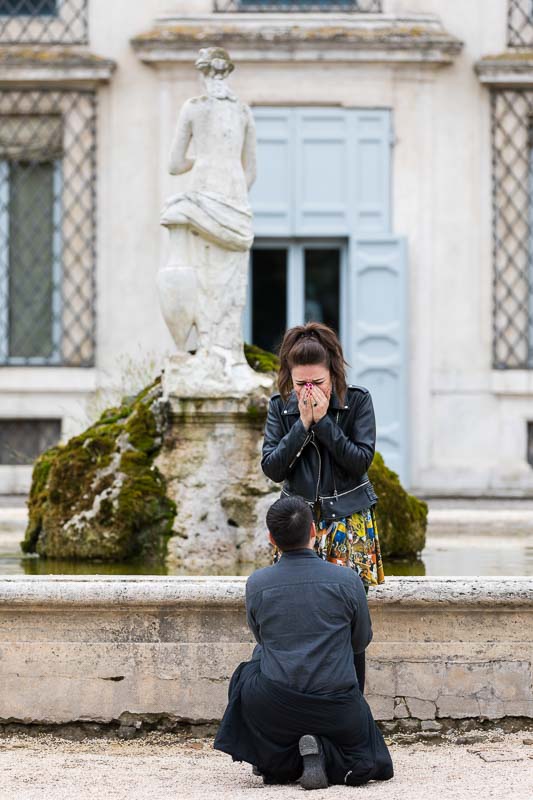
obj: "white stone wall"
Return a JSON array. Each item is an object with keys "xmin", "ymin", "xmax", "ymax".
[
  {"xmin": 2, "ymin": 0, "xmax": 533, "ymax": 497},
  {"xmin": 0, "ymin": 576, "xmax": 531, "ymax": 724}
]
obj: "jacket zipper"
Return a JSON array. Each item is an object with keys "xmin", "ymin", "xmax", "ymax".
[
  {"xmin": 288, "ymin": 431, "xmax": 311, "ymax": 470},
  {"xmin": 333, "ymin": 410, "xmax": 340, "ymax": 498},
  {"xmin": 311, "ymin": 432, "xmax": 321, "ymax": 502},
  {"xmin": 320, "ymin": 480, "xmax": 370, "ymax": 500}
]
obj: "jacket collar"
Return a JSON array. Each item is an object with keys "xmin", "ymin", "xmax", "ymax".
[
  {"xmin": 282, "ymin": 388, "xmax": 349, "ymax": 413},
  {"xmin": 278, "ymin": 547, "xmax": 319, "ymax": 559}
]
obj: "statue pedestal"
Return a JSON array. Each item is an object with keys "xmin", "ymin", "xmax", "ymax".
[
  {"xmin": 162, "ymin": 350, "xmax": 273, "ymax": 404},
  {"xmin": 155, "ymin": 384, "xmax": 278, "ymax": 574}
]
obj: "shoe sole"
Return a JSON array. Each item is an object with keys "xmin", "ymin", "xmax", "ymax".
[{"xmin": 299, "ymin": 735, "xmax": 328, "ymax": 790}]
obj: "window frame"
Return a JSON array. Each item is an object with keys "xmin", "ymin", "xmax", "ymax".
[
  {"xmin": 244, "ymin": 237, "xmax": 348, "ymax": 351},
  {"xmin": 0, "ymin": 0, "xmax": 87, "ymax": 44},
  {"xmin": 215, "ymin": 0, "xmax": 382, "ymax": 12},
  {"xmin": 0, "ymin": 0, "xmax": 57, "ymax": 16},
  {"xmin": 0, "ymin": 158, "xmax": 63, "ymax": 365}
]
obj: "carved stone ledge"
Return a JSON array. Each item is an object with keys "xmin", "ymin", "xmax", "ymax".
[
  {"xmin": 131, "ymin": 13, "xmax": 463, "ymax": 67},
  {"xmin": 0, "ymin": 47, "xmax": 116, "ymax": 87},
  {"xmin": 475, "ymin": 50, "xmax": 533, "ymax": 88}
]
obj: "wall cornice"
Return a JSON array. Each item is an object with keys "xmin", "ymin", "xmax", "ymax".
[
  {"xmin": 0, "ymin": 47, "xmax": 116, "ymax": 88},
  {"xmin": 476, "ymin": 51, "xmax": 533, "ymax": 88},
  {"xmin": 131, "ymin": 13, "xmax": 463, "ymax": 67}
]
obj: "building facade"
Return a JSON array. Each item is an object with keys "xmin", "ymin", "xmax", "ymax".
[{"xmin": 0, "ymin": 0, "xmax": 532, "ymax": 496}]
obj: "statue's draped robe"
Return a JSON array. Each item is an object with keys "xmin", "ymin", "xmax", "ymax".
[{"xmin": 161, "ymin": 189, "xmax": 253, "ymax": 252}]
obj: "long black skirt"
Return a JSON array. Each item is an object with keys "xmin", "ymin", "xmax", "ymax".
[{"xmin": 214, "ymin": 658, "xmax": 393, "ymax": 786}]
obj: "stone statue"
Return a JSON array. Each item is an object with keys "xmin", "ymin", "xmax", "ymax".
[{"xmin": 158, "ymin": 47, "xmax": 269, "ymax": 397}]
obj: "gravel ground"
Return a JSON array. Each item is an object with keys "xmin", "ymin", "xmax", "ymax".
[{"xmin": 0, "ymin": 731, "xmax": 532, "ymax": 800}]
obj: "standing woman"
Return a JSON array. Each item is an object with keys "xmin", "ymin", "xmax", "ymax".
[{"xmin": 261, "ymin": 321, "xmax": 385, "ymax": 695}]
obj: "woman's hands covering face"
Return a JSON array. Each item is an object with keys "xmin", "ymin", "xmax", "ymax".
[
  {"xmin": 297, "ymin": 382, "xmax": 330, "ymax": 430},
  {"xmin": 309, "ymin": 384, "xmax": 329, "ymax": 423},
  {"xmin": 297, "ymin": 383, "xmax": 314, "ymax": 431}
]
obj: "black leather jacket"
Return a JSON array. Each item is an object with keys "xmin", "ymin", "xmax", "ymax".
[{"xmin": 261, "ymin": 385, "xmax": 378, "ymax": 521}]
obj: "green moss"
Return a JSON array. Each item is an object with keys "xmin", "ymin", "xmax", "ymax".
[
  {"xmin": 369, "ymin": 452, "xmax": 427, "ymax": 558},
  {"xmin": 125, "ymin": 403, "xmax": 160, "ymax": 453},
  {"xmin": 244, "ymin": 343, "xmax": 280, "ymax": 374},
  {"xmin": 22, "ymin": 375, "xmax": 176, "ymax": 563}
]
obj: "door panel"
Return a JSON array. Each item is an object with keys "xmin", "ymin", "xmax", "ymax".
[
  {"xmin": 249, "ymin": 109, "xmax": 292, "ymax": 236},
  {"xmin": 352, "ymin": 111, "xmax": 391, "ymax": 234},
  {"xmin": 349, "ymin": 237, "xmax": 408, "ymax": 484},
  {"xmin": 295, "ymin": 109, "xmax": 350, "ymax": 235}
]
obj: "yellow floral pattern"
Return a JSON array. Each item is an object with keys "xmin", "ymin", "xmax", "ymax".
[
  {"xmin": 272, "ymin": 505, "xmax": 385, "ymax": 588},
  {"xmin": 315, "ymin": 506, "xmax": 385, "ymax": 587}
]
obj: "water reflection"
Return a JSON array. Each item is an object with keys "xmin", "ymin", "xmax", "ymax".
[
  {"xmin": 0, "ymin": 552, "xmax": 427, "ymax": 577},
  {"xmin": 1, "ymin": 535, "xmax": 533, "ymax": 577}
]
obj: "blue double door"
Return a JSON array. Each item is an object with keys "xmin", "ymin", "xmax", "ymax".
[{"xmin": 246, "ymin": 107, "xmax": 409, "ymax": 485}]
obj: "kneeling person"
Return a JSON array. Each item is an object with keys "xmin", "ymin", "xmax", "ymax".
[{"xmin": 214, "ymin": 496, "xmax": 394, "ymax": 789}]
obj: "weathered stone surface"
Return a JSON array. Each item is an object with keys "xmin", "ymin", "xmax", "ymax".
[
  {"xmin": 131, "ymin": 14, "xmax": 463, "ymax": 65},
  {"xmin": 156, "ymin": 395, "xmax": 278, "ymax": 573},
  {"xmin": 0, "ymin": 576, "xmax": 531, "ymax": 725}
]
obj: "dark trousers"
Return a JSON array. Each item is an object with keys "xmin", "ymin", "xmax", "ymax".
[
  {"xmin": 354, "ymin": 581, "xmax": 368, "ymax": 694},
  {"xmin": 214, "ymin": 658, "xmax": 393, "ymax": 786},
  {"xmin": 354, "ymin": 650, "xmax": 366, "ymax": 694}
]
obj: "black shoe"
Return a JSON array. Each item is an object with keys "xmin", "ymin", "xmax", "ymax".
[{"xmin": 298, "ymin": 735, "xmax": 328, "ymax": 790}]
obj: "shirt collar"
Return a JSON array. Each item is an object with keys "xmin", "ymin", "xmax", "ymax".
[{"xmin": 279, "ymin": 548, "xmax": 319, "ymax": 558}]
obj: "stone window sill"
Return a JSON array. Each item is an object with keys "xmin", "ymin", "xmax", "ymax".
[
  {"xmin": 490, "ymin": 369, "xmax": 533, "ymax": 396},
  {"xmin": 1, "ymin": 367, "xmax": 97, "ymax": 394}
]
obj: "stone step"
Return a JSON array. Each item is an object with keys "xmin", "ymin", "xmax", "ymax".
[
  {"xmin": 0, "ymin": 508, "xmax": 27, "ymax": 556},
  {"xmin": 427, "ymin": 508, "xmax": 533, "ymax": 537},
  {"xmin": 0, "ymin": 507, "xmax": 27, "ymax": 532}
]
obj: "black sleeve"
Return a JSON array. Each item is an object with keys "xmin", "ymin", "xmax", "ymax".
[
  {"xmin": 345, "ymin": 575, "xmax": 373, "ymax": 654},
  {"xmin": 311, "ymin": 391, "xmax": 376, "ymax": 475},
  {"xmin": 245, "ymin": 581, "xmax": 262, "ymax": 645},
  {"xmin": 261, "ymin": 398, "xmax": 310, "ymax": 483}
]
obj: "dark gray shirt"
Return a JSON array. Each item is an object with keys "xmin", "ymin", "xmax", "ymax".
[{"xmin": 245, "ymin": 548, "xmax": 372, "ymax": 694}]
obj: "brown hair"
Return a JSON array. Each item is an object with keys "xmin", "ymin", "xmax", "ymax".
[{"xmin": 277, "ymin": 322, "xmax": 349, "ymax": 404}]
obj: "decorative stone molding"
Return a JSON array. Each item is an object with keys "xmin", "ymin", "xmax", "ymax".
[
  {"xmin": 0, "ymin": 47, "xmax": 116, "ymax": 87},
  {"xmin": 131, "ymin": 14, "xmax": 463, "ymax": 67},
  {"xmin": 1, "ymin": 575, "xmax": 531, "ymax": 607},
  {"xmin": 475, "ymin": 51, "xmax": 533, "ymax": 87}
]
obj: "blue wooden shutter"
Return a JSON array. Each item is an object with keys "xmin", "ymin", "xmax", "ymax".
[
  {"xmin": 249, "ymin": 108, "xmax": 292, "ymax": 236},
  {"xmin": 351, "ymin": 110, "xmax": 391, "ymax": 235},
  {"xmin": 293, "ymin": 108, "xmax": 351, "ymax": 235},
  {"xmin": 251, "ymin": 107, "xmax": 392, "ymax": 238},
  {"xmin": 349, "ymin": 237, "xmax": 408, "ymax": 485}
]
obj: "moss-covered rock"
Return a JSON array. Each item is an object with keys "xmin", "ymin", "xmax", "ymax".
[
  {"xmin": 369, "ymin": 452, "xmax": 427, "ymax": 557},
  {"xmin": 244, "ymin": 343, "xmax": 280, "ymax": 374},
  {"xmin": 22, "ymin": 377, "xmax": 177, "ymax": 562}
]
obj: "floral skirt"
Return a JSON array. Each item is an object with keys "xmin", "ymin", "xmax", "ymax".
[{"xmin": 272, "ymin": 504, "xmax": 385, "ymax": 589}]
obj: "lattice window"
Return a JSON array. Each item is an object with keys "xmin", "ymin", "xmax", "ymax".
[
  {"xmin": 491, "ymin": 89, "xmax": 533, "ymax": 368},
  {"xmin": 508, "ymin": 0, "xmax": 533, "ymax": 46},
  {"xmin": 0, "ymin": 418, "xmax": 60, "ymax": 464},
  {"xmin": 0, "ymin": 90, "xmax": 97, "ymax": 366},
  {"xmin": 214, "ymin": 0, "xmax": 381, "ymax": 13},
  {"xmin": 0, "ymin": 0, "xmax": 87, "ymax": 44}
]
